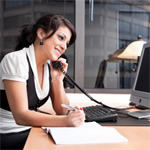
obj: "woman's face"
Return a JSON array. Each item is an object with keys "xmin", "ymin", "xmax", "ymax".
[{"xmin": 43, "ymin": 25, "xmax": 72, "ymax": 61}]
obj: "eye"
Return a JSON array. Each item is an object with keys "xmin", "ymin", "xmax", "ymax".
[{"xmin": 58, "ymin": 35, "xmax": 64, "ymax": 40}]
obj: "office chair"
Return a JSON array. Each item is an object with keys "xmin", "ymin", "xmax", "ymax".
[{"xmin": 95, "ymin": 59, "xmax": 107, "ymax": 88}]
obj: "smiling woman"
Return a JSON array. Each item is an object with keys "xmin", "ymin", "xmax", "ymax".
[{"xmin": 0, "ymin": 14, "xmax": 85, "ymax": 150}]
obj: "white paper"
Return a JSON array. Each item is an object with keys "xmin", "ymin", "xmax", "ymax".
[{"xmin": 42, "ymin": 122, "xmax": 128, "ymax": 145}]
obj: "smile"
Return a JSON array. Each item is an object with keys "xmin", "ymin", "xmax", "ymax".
[{"xmin": 55, "ymin": 48, "xmax": 62, "ymax": 56}]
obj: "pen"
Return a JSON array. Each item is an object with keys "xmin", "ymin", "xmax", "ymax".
[{"xmin": 61, "ymin": 104, "xmax": 78, "ymax": 111}]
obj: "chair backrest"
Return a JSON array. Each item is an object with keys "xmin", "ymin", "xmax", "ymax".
[{"xmin": 95, "ymin": 59, "xmax": 107, "ymax": 88}]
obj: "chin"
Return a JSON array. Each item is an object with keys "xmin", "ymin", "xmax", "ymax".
[{"xmin": 52, "ymin": 56, "xmax": 59, "ymax": 61}]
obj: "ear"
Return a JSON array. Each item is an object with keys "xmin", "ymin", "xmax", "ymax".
[{"xmin": 37, "ymin": 28, "xmax": 45, "ymax": 40}]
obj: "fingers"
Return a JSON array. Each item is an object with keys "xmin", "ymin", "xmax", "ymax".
[
  {"xmin": 73, "ymin": 106, "xmax": 85, "ymax": 121},
  {"xmin": 75, "ymin": 110, "xmax": 85, "ymax": 126},
  {"xmin": 50, "ymin": 58, "xmax": 68, "ymax": 81},
  {"xmin": 66, "ymin": 109, "xmax": 85, "ymax": 127},
  {"xmin": 74, "ymin": 105, "xmax": 83, "ymax": 110},
  {"xmin": 57, "ymin": 58, "xmax": 68, "ymax": 72}
]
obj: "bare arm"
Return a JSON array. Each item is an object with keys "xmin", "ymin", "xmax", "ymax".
[
  {"xmin": 49, "ymin": 58, "xmax": 70, "ymax": 115},
  {"xmin": 3, "ymin": 80, "xmax": 67, "ymax": 127},
  {"xmin": 50, "ymin": 81, "xmax": 69, "ymax": 115},
  {"xmin": 3, "ymin": 80, "xmax": 85, "ymax": 127}
]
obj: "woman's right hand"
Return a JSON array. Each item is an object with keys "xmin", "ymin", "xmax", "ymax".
[{"xmin": 65, "ymin": 109, "xmax": 85, "ymax": 127}]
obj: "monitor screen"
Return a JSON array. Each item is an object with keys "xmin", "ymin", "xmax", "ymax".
[
  {"xmin": 135, "ymin": 47, "xmax": 150, "ymax": 93},
  {"xmin": 130, "ymin": 43, "xmax": 150, "ymax": 108}
]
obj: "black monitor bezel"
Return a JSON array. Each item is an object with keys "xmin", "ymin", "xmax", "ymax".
[{"xmin": 130, "ymin": 42, "xmax": 150, "ymax": 108}]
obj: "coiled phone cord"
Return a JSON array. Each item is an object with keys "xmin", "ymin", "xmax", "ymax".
[{"xmin": 60, "ymin": 67, "xmax": 137, "ymax": 111}]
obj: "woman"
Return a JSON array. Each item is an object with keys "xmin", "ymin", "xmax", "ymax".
[{"xmin": 0, "ymin": 14, "xmax": 85, "ymax": 149}]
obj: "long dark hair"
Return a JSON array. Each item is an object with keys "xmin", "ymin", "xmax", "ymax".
[{"xmin": 14, "ymin": 14, "xmax": 76, "ymax": 51}]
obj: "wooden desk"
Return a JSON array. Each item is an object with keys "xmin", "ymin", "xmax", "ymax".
[
  {"xmin": 24, "ymin": 126, "xmax": 150, "ymax": 150},
  {"xmin": 24, "ymin": 94, "xmax": 150, "ymax": 150}
]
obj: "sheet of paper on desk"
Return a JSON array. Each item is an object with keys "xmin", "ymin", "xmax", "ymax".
[{"xmin": 42, "ymin": 122, "xmax": 128, "ymax": 145}]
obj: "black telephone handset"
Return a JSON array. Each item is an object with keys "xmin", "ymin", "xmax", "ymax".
[{"xmin": 52, "ymin": 61, "xmax": 63, "ymax": 69}]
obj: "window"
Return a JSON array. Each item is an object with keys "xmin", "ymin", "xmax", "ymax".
[
  {"xmin": 84, "ymin": 0, "xmax": 150, "ymax": 91},
  {"xmin": 0, "ymin": 0, "xmax": 150, "ymax": 93}
]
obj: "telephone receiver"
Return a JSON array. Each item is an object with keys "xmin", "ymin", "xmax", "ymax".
[
  {"xmin": 52, "ymin": 61, "xmax": 63, "ymax": 69},
  {"xmin": 51, "ymin": 61, "xmax": 135, "ymax": 111}
]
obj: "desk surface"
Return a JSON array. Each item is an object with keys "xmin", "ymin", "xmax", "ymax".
[
  {"xmin": 24, "ymin": 94, "xmax": 150, "ymax": 150},
  {"xmin": 24, "ymin": 126, "xmax": 150, "ymax": 150}
]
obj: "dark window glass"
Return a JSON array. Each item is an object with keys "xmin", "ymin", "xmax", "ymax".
[{"xmin": 85, "ymin": 0, "xmax": 150, "ymax": 89}]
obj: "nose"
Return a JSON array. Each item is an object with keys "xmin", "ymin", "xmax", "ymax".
[{"xmin": 60, "ymin": 42, "xmax": 67, "ymax": 52}]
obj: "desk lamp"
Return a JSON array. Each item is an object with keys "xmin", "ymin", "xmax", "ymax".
[
  {"xmin": 107, "ymin": 46, "xmax": 125, "ymax": 63},
  {"xmin": 117, "ymin": 35, "xmax": 146, "ymax": 61}
]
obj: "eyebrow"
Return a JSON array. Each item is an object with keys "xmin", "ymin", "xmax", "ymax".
[{"xmin": 58, "ymin": 32, "xmax": 66, "ymax": 38}]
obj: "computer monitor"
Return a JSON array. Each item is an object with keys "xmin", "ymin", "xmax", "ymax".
[{"xmin": 129, "ymin": 42, "xmax": 150, "ymax": 109}]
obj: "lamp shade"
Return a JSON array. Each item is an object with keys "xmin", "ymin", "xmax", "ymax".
[
  {"xmin": 117, "ymin": 36, "xmax": 146, "ymax": 60},
  {"xmin": 107, "ymin": 48, "xmax": 124, "ymax": 62}
]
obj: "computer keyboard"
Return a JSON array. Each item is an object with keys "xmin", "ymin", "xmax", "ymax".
[{"xmin": 83, "ymin": 105, "xmax": 118, "ymax": 122}]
